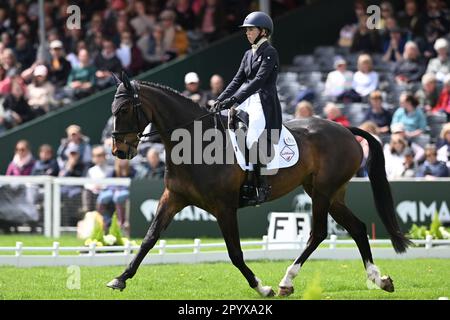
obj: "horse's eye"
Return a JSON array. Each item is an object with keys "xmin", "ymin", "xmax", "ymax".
[{"xmin": 121, "ymin": 108, "xmax": 128, "ymax": 115}]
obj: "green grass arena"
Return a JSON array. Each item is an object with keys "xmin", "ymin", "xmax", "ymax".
[
  {"xmin": 0, "ymin": 259, "xmax": 448, "ymax": 300},
  {"xmin": 0, "ymin": 235, "xmax": 449, "ymax": 300}
]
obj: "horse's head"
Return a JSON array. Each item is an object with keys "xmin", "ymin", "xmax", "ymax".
[{"xmin": 111, "ymin": 72, "xmax": 150, "ymax": 160}]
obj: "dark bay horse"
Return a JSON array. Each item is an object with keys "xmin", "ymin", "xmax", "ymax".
[{"xmin": 107, "ymin": 74, "xmax": 411, "ymax": 296}]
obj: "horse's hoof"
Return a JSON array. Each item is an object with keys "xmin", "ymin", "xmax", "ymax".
[
  {"xmin": 380, "ymin": 276, "xmax": 394, "ymax": 293},
  {"xmin": 106, "ymin": 278, "xmax": 126, "ymax": 291},
  {"xmin": 266, "ymin": 288, "xmax": 276, "ymax": 297},
  {"xmin": 256, "ymin": 285, "xmax": 275, "ymax": 297},
  {"xmin": 278, "ymin": 286, "xmax": 294, "ymax": 297}
]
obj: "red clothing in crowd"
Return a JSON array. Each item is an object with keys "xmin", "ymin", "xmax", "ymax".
[
  {"xmin": 433, "ymin": 88, "xmax": 450, "ymax": 114},
  {"xmin": 329, "ymin": 115, "xmax": 351, "ymax": 127}
]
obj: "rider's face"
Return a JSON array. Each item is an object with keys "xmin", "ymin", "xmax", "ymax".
[{"xmin": 245, "ymin": 27, "xmax": 261, "ymax": 44}]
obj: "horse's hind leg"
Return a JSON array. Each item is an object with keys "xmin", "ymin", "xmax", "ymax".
[
  {"xmin": 329, "ymin": 196, "xmax": 394, "ymax": 293},
  {"xmin": 278, "ymin": 188, "xmax": 330, "ymax": 297},
  {"xmin": 216, "ymin": 208, "xmax": 275, "ymax": 297},
  {"xmin": 107, "ymin": 189, "xmax": 185, "ymax": 291}
]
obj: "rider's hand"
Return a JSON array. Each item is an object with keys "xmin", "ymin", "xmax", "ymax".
[
  {"xmin": 210, "ymin": 100, "xmax": 221, "ymax": 112},
  {"xmin": 220, "ymin": 96, "xmax": 238, "ymax": 110}
]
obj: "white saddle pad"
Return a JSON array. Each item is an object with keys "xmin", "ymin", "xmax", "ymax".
[{"xmin": 227, "ymin": 125, "xmax": 299, "ymax": 171}]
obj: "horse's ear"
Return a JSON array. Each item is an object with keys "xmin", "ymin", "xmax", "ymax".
[
  {"xmin": 122, "ymin": 71, "xmax": 132, "ymax": 91},
  {"xmin": 112, "ymin": 73, "xmax": 121, "ymax": 87}
]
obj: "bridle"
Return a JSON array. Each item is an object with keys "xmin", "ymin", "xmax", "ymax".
[
  {"xmin": 111, "ymin": 79, "xmax": 227, "ymax": 156},
  {"xmin": 111, "ymin": 80, "xmax": 149, "ymax": 151}
]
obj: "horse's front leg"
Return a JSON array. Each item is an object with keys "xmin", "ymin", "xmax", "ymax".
[
  {"xmin": 216, "ymin": 208, "xmax": 275, "ymax": 297},
  {"xmin": 107, "ymin": 188, "xmax": 185, "ymax": 291}
]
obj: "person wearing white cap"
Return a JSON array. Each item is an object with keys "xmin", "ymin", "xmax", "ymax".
[
  {"xmin": 26, "ymin": 65, "xmax": 55, "ymax": 114},
  {"xmin": 182, "ymin": 72, "xmax": 206, "ymax": 105},
  {"xmin": 426, "ymin": 38, "xmax": 450, "ymax": 83},
  {"xmin": 324, "ymin": 56, "xmax": 354, "ymax": 99},
  {"xmin": 47, "ymin": 39, "xmax": 72, "ymax": 88}
]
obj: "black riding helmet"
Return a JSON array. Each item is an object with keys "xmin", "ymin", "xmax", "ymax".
[{"xmin": 239, "ymin": 11, "xmax": 274, "ymax": 36}]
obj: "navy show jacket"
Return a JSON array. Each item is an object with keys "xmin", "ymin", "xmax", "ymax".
[{"xmin": 218, "ymin": 41, "xmax": 282, "ymax": 132}]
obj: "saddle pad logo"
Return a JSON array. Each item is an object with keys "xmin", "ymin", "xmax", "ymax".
[
  {"xmin": 284, "ymin": 136, "xmax": 296, "ymax": 146},
  {"xmin": 280, "ymin": 145, "xmax": 295, "ymax": 162}
]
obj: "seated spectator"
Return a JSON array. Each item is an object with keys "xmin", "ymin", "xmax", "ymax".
[
  {"xmin": 116, "ymin": 30, "xmax": 144, "ymax": 76},
  {"xmin": 294, "ymin": 100, "xmax": 315, "ymax": 119},
  {"xmin": 436, "ymin": 123, "xmax": 450, "ymax": 169},
  {"xmin": 426, "ymin": 38, "xmax": 450, "ymax": 83},
  {"xmin": 204, "ymin": 74, "xmax": 224, "ymax": 109},
  {"xmin": 352, "ymin": 54, "xmax": 379, "ymax": 99},
  {"xmin": 58, "ymin": 142, "xmax": 86, "ymax": 178},
  {"xmin": 6, "ymin": 140, "xmax": 35, "ymax": 176},
  {"xmin": 31, "ymin": 144, "xmax": 59, "ymax": 176},
  {"xmin": 175, "ymin": 0, "xmax": 196, "ymax": 31},
  {"xmin": 94, "ymin": 39, "xmax": 122, "ymax": 90},
  {"xmin": 416, "ymin": 144, "xmax": 449, "ymax": 178},
  {"xmin": 14, "ymin": 31, "xmax": 35, "ymax": 71},
  {"xmin": 182, "ymin": 72, "xmax": 206, "ymax": 105},
  {"xmin": 57, "ymin": 124, "xmax": 92, "ymax": 170},
  {"xmin": 376, "ymin": 1, "xmax": 395, "ymax": 32},
  {"xmin": 137, "ymin": 24, "xmax": 173, "ymax": 68},
  {"xmin": 324, "ymin": 57, "xmax": 355, "ymax": 101},
  {"xmin": 130, "ymin": 0, "xmax": 156, "ymax": 38},
  {"xmin": 2, "ymin": 78, "xmax": 35, "ymax": 125},
  {"xmin": 26, "ymin": 65, "xmax": 55, "ymax": 115},
  {"xmin": 350, "ymin": 15, "xmax": 381, "ymax": 53},
  {"xmin": 58, "ymin": 141, "xmax": 86, "ymax": 223},
  {"xmin": 97, "ymin": 159, "xmax": 136, "ymax": 229},
  {"xmin": 64, "ymin": 49, "xmax": 96, "ymax": 100},
  {"xmin": 363, "ymin": 90, "xmax": 392, "ymax": 134},
  {"xmin": 432, "ymin": 74, "xmax": 450, "ymax": 119},
  {"xmin": 197, "ymin": 0, "xmax": 226, "ymax": 43},
  {"xmin": 338, "ymin": 0, "xmax": 365, "ymax": 48},
  {"xmin": 66, "ymin": 40, "xmax": 88, "ymax": 69},
  {"xmin": 82, "ymin": 146, "xmax": 112, "ymax": 213},
  {"xmin": 398, "ymin": 0, "xmax": 425, "ymax": 38},
  {"xmin": 383, "ymin": 134, "xmax": 410, "ymax": 179},
  {"xmin": 390, "ymin": 123, "xmax": 425, "ymax": 163},
  {"xmin": 392, "ymin": 92, "xmax": 427, "ymax": 139},
  {"xmin": 1, "ymin": 48, "xmax": 20, "ymax": 76},
  {"xmin": 356, "ymin": 121, "xmax": 381, "ymax": 177},
  {"xmin": 382, "ymin": 27, "xmax": 405, "ymax": 63},
  {"xmin": 394, "ymin": 41, "xmax": 426, "ymax": 85},
  {"xmin": 158, "ymin": 10, "xmax": 189, "ymax": 57},
  {"xmin": 324, "ymin": 102, "xmax": 350, "ymax": 127},
  {"xmin": 423, "ymin": 0, "xmax": 449, "ymax": 40},
  {"xmin": 416, "ymin": 73, "xmax": 441, "ymax": 113},
  {"xmin": 46, "ymin": 40, "xmax": 72, "ymax": 90},
  {"xmin": 136, "ymin": 148, "xmax": 165, "ymax": 179},
  {"xmin": 400, "ymin": 147, "xmax": 417, "ymax": 178}
]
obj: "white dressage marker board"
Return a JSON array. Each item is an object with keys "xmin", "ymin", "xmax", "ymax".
[{"xmin": 267, "ymin": 212, "xmax": 311, "ymax": 249}]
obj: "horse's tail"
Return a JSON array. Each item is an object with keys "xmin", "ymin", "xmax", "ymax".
[{"xmin": 349, "ymin": 127, "xmax": 412, "ymax": 253}]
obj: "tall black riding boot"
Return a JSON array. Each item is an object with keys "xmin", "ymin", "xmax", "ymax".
[{"xmin": 254, "ymin": 163, "xmax": 271, "ymax": 205}]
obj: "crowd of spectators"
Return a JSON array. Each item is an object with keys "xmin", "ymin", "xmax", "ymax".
[
  {"xmin": 0, "ymin": 0, "xmax": 302, "ymax": 134},
  {"xmin": 284, "ymin": 0, "xmax": 450, "ymax": 179}
]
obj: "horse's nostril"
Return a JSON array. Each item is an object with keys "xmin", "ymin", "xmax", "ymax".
[{"xmin": 116, "ymin": 150, "xmax": 127, "ymax": 159}]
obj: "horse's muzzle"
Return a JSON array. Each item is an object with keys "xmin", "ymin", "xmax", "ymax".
[{"xmin": 115, "ymin": 150, "xmax": 128, "ymax": 159}]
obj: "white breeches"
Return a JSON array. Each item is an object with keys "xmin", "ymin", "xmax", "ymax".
[{"xmin": 236, "ymin": 93, "xmax": 266, "ymax": 149}]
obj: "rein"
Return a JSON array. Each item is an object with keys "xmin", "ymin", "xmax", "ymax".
[{"xmin": 112, "ymin": 80, "xmax": 226, "ymax": 145}]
